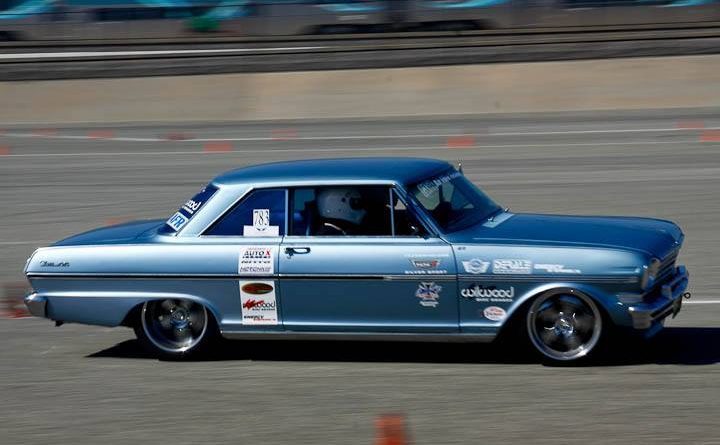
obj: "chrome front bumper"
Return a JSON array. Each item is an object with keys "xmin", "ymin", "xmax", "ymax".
[
  {"xmin": 628, "ymin": 265, "xmax": 689, "ymax": 330},
  {"xmin": 24, "ymin": 293, "xmax": 47, "ymax": 318}
]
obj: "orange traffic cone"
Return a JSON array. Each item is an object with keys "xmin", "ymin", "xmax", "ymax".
[{"xmin": 375, "ymin": 414, "xmax": 409, "ymax": 445}]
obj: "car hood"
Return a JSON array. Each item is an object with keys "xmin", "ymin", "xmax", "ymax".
[
  {"xmin": 52, "ymin": 219, "xmax": 164, "ymax": 246},
  {"xmin": 446, "ymin": 213, "xmax": 683, "ymax": 258}
]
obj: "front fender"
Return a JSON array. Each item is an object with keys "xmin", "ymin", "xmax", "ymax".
[{"xmin": 504, "ymin": 282, "xmax": 631, "ymax": 327}]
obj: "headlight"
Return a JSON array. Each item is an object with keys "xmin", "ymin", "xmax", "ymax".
[{"xmin": 640, "ymin": 258, "xmax": 661, "ymax": 290}]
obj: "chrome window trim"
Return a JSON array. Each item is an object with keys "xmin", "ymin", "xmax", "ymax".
[
  {"xmin": 285, "ymin": 182, "xmax": 435, "ymax": 239},
  {"xmin": 389, "ymin": 187, "xmax": 396, "ymax": 237}
]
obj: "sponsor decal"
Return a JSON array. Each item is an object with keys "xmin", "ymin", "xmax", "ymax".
[
  {"xmin": 239, "ymin": 280, "xmax": 278, "ymax": 325},
  {"xmin": 240, "ymin": 282, "xmax": 274, "ymax": 295},
  {"xmin": 492, "ymin": 259, "xmax": 532, "ymax": 275},
  {"xmin": 404, "ymin": 270, "xmax": 448, "ymax": 275},
  {"xmin": 534, "ymin": 264, "xmax": 582, "ymax": 274},
  {"xmin": 405, "ymin": 258, "xmax": 447, "ymax": 275},
  {"xmin": 238, "ymin": 246, "xmax": 275, "ymax": 275},
  {"xmin": 483, "ymin": 306, "xmax": 507, "ymax": 322},
  {"xmin": 39, "ymin": 260, "xmax": 69, "ymax": 268},
  {"xmin": 181, "ymin": 199, "xmax": 203, "ymax": 215},
  {"xmin": 410, "ymin": 259, "xmax": 440, "ymax": 269},
  {"xmin": 461, "ymin": 285, "xmax": 515, "ymax": 303},
  {"xmin": 415, "ymin": 282, "xmax": 442, "ymax": 308},
  {"xmin": 243, "ymin": 209, "xmax": 280, "ymax": 237},
  {"xmin": 404, "ymin": 253, "xmax": 451, "ymax": 258},
  {"xmin": 417, "ymin": 171, "xmax": 462, "ymax": 198},
  {"xmin": 165, "ymin": 211, "xmax": 189, "ymax": 231},
  {"xmin": 462, "ymin": 258, "xmax": 490, "ymax": 274}
]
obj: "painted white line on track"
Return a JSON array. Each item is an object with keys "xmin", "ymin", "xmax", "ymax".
[
  {"xmin": 2, "ymin": 126, "xmax": 720, "ymax": 143},
  {"xmin": 489, "ymin": 127, "xmax": 720, "ymax": 136},
  {"xmin": 0, "ymin": 47, "xmax": 326, "ymax": 60},
  {"xmin": 2, "ymin": 133, "xmax": 162, "ymax": 142},
  {"xmin": 684, "ymin": 300, "xmax": 720, "ymax": 304},
  {"xmin": 0, "ymin": 140, "xmax": 700, "ymax": 158}
]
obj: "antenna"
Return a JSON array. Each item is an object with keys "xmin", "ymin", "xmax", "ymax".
[{"xmin": 458, "ymin": 161, "xmax": 464, "ymax": 174}]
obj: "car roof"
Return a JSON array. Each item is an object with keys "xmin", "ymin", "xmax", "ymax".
[{"xmin": 212, "ymin": 157, "xmax": 452, "ymax": 186}]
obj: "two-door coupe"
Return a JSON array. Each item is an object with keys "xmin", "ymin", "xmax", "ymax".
[{"xmin": 23, "ymin": 158, "xmax": 690, "ymax": 362}]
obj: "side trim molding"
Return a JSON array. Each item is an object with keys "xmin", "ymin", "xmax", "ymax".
[{"xmin": 220, "ymin": 330, "xmax": 495, "ymax": 343}]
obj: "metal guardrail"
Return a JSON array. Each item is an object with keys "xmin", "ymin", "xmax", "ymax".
[{"xmin": 3, "ymin": 20, "xmax": 720, "ymax": 48}]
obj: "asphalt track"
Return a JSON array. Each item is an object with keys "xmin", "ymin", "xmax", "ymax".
[{"xmin": 1, "ymin": 109, "xmax": 719, "ymax": 444}]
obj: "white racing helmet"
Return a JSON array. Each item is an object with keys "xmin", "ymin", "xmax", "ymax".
[{"xmin": 316, "ymin": 188, "xmax": 367, "ymax": 226}]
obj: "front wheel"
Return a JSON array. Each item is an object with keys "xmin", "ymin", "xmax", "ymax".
[
  {"xmin": 134, "ymin": 299, "xmax": 217, "ymax": 360},
  {"xmin": 526, "ymin": 290, "xmax": 604, "ymax": 363}
]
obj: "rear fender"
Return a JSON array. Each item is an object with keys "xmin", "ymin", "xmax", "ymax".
[{"xmin": 42, "ymin": 291, "xmax": 222, "ymax": 328}]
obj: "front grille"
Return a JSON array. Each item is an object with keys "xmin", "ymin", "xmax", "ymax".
[{"xmin": 655, "ymin": 249, "xmax": 679, "ymax": 284}]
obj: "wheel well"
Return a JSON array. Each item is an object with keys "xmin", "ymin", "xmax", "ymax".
[
  {"xmin": 497, "ymin": 287, "xmax": 612, "ymax": 342},
  {"xmin": 120, "ymin": 303, "xmax": 143, "ymax": 327},
  {"xmin": 120, "ymin": 299, "xmax": 220, "ymax": 329}
]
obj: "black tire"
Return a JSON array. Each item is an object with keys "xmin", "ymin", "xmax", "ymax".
[
  {"xmin": 134, "ymin": 299, "xmax": 218, "ymax": 360},
  {"xmin": 524, "ymin": 289, "xmax": 607, "ymax": 364}
]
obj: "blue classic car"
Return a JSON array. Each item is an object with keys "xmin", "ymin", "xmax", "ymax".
[{"xmin": 23, "ymin": 158, "xmax": 690, "ymax": 362}]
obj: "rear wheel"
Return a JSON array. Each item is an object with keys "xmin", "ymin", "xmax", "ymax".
[
  {"xmin": 134, "ymin": 299, "xmax": 216, "ymax": 359},
  {"xmin": 526, "ymin": 290, "xmax": 603, "ymax": 363}
]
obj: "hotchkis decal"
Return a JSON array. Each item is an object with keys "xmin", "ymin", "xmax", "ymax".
[
  {"xmin": 462, "ymin": 258, "xmax": 490, "ymax": 274},
  {"xmin": 483, "ymin": 306, "xmax": 507, "ymax": 322},
  {"xmin": 461, "ymin": 285, "xmax": 515, "ymax": 303},
  {"xmin": 534, "ymin": 264, "xmax": 582, "ymax": 274},
  {"xmin": 416, "ymin": 282, "xmax": 442, "ymax": 308},
  {"xmin": 243, "ymin": 209, "xmax": 280, "ymax": 237},
  {"xmin": 165, "ymin": 212, "xmax": 189, "ymax": 231},
  {"xmin": 239, "ymin": 280, "xmax": 278, "ymax": 325},
  {"xmin": 238, "ymin": 246, "xmax": 275, "ymax": 275},
  {"xmin": 492, "ymin": 259, "xmax": 532, "ymax": 275}
]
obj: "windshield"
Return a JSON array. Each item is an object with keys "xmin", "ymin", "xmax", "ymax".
[
  {"xmin": 158, "ymin": 184, "xmax": 219, "ymax": 235},
  {"xmin": 410, "ymin": 170, "xmax": 500, "ymax": 233}
]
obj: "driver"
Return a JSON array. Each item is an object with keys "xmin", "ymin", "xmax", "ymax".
[{"xmin": 315, "ymin": 188, "xmax": 367, "ymax": 235}]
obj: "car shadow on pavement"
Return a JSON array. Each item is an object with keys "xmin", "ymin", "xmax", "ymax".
[{"xmin": 88, "ymin": 326, "xmax": 720, "ymax": 366}]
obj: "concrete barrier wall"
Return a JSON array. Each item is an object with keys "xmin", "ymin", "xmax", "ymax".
[{"xmin": 1, "ymin": 54, "xmax": 719, "ymax": 124}]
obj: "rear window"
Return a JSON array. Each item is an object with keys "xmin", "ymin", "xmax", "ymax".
[{"xmin": 159, "ymin": 184, "xmax": 218, "ymax": 234}]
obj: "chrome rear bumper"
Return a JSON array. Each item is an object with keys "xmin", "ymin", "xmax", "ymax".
[
  {"xmin": 24, "ymin": 294, "xmax": 47, "ymax": 318},
  {"xmin": 628, "ymin": 265, "xmax": 689, "ymax": 330}
]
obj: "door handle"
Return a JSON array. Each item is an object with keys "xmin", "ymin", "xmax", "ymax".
[{"xmin": 285, "ymin": 246, "xmax": 311, "ymax": 255}]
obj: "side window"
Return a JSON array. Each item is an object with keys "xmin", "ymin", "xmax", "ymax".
[
  {"xmin": 391, "ymin": 190, "xmax": 428, "ymax": 237},
  {"xmin": 205, "ymin": 189, "xmax": 286, "ymax": 236},
  {"xmin": 290, "ymin": 186, "xmax": 392, "ymax": 236}
]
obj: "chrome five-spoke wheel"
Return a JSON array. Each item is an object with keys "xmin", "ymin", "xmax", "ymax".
[
  {"xmin": 138, "ymin": 299, "xmax": 210, "ymax": 358},
  {"xmin": 526, "ymin": 290, "xmax": 603, "ymax": 362}
]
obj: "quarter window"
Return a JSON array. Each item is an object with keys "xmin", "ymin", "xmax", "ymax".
[{"xmin": 205, "ymin": 189, "xmax": 286, "ymax": 236}]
